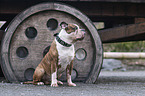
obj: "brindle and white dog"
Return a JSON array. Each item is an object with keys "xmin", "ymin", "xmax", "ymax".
[{"xmin": 24, "ymin": 22, "xmax": 85, "ymax": 87}]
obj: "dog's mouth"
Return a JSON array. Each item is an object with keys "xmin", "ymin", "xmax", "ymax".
[
  {"xmin": 76, "ymin": 31, "xmax": 85, "ymax": 41},
  {"xmin": 76, "ymin": 35, "xmax": 84, "ymax": 41}
]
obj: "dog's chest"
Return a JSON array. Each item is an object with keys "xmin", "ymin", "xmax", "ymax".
[{"xmin": 55, "ymin": 40, "xmax": 75, "ymax": 73}]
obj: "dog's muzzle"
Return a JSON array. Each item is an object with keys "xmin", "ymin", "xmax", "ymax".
[{"xmin": 76, "ymin": 29, "xmax": 85, "ymax": 40}]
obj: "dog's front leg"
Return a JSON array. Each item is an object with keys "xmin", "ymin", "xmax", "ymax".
[
  {"xmin": 51, "ymin": 69, "xmax": 58, "ymax": 87},
  {"xmin": 67, "ymin": 61, "xmax": 76, "ymax": 87}
]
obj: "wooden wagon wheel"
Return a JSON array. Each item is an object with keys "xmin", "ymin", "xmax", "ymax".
[{"xmin": 1, "ymin": 2, "xmax": 103, "ymax": 83}]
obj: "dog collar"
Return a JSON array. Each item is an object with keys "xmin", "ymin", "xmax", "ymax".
[{"xmin": 54, "ymin": 33, "xmax": 72, "ymax": 47}]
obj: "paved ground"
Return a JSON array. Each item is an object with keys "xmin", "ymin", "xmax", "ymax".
[{"xmin": 0, "ymin": 71, "xmax": 145, "ymax": 96}]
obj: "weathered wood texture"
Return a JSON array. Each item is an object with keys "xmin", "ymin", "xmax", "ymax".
[
  {"xmin": 1, "ymin": 3, "xmax": 103, "ymax": 83},
  {"xmin": 1, "ymin": 0, "xmax": 145, "ymax": 3},
  {"xmin": 62, "ymin": 0, "xmax": 145, "ymax": 2},
  {"xmin": 1, "ymin": 1, "xmax": 145, "ymax": 43},
  {"xmin": 98, "ymin": 22, "xmax": 145, "ymax": 43},
  {"xmin": 1, "ymin": 2, "xmax": 145, "ymax": 17}
]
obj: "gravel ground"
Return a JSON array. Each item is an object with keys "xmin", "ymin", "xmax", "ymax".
[{"xmin": 0, "ymin": 71, "xmax": 145, "ymax": 96}]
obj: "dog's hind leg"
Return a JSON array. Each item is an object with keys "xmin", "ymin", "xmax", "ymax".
[
  {"xmin": 33, "ymin": 66, "xmax": 45, "ymax": 85},
  {"xmin": 42, "ymin": 74, "xmax": 51, "ymax": 85}
]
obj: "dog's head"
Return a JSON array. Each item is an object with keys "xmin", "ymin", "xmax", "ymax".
[{"xmin": 59, "ymin": 22, "xmax": 85, "ymax": 43}]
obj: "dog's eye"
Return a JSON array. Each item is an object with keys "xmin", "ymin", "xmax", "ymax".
[{"xmin": 72, "ymin": 27, "xmax": 78, "ymax": 31}]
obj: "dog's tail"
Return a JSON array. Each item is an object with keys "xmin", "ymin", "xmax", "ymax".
[{"xmin": 22, "ymin": 81, "xmax": 33, "ymax": 84}]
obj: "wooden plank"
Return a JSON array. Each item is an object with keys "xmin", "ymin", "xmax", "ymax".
[
  {"xmin": 113, "ymin": 3, "xmax": 126, "ymax": 16},
  {"xmin": 137, "ymin": 4, "xmax": 145, "ymax": 17},
  {"xmin": 126, "ymin": 4, "xmax": 137, "ymax": 16},
  {"xmin": 1, "ymin": 0, "xmax": 145, "ymax": 3},
  {"xmin": 102, "ymin": 3, "xmax": 114, "ymax": 16},
  {"xmin": 98, "ymin": 22, "xmax": 145, "ymax": 43},
  {"xmin": 64, "ymin": 0, "xmax": 145, "ymax": 2},
  {"xmin": 135, "ymin": 18, "xmax": 145, "ymax": 23},
  {"xmin": 1, "ymin": 2, "xmax": 145, "ymax": 17}
]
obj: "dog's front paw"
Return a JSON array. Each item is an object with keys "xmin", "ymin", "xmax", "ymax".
[
  {"xmin": 51, "ymin": 83, "xmax": 58, "ymax": 87},
  {"xmin": 68, "ymin": 83, "xmax": 76, "ymax": 87}
]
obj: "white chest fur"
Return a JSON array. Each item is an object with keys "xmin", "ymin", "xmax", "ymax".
[{"xmin": 55, "ymin": 39, "xmax": 75, "ymax": 73}]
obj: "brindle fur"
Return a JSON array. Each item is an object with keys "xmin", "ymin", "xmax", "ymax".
[{"xmin": 33, "ymin": 40, "xmax": 59, "ymax": 85}]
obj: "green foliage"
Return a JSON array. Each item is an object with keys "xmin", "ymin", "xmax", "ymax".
[{"xmin": 103, "ymin": 41, "xmax": 145, "ymax": 52}]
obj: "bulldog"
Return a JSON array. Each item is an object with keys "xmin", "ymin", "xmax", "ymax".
[{"xmin": 24, "ymin": 22, "xmax": 85, "ymax": 87}]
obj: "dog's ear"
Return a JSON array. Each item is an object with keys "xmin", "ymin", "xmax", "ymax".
[{"xmin": 60, "ymin": 22, "xmax": 68, "ymax": 29}]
